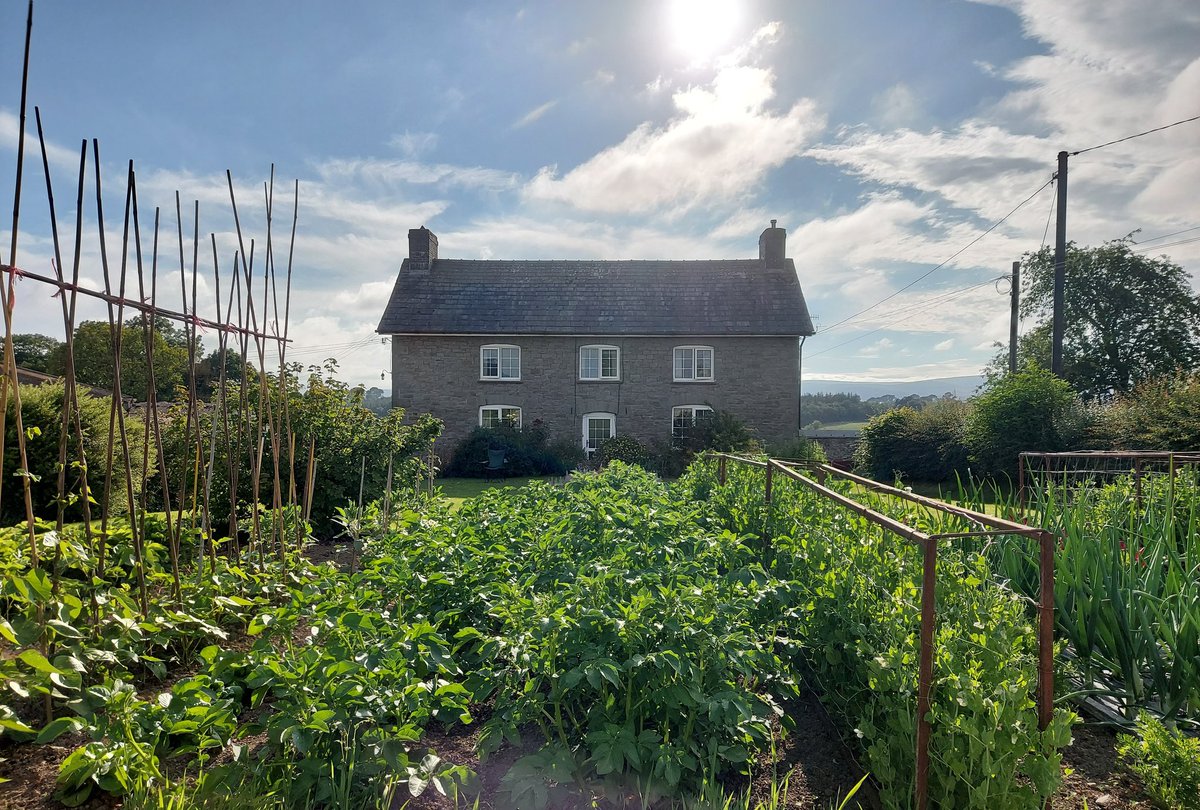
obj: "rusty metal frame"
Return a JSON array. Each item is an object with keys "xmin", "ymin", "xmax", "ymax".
[
  {"xmin": 1019, "ymin": 450, "xmax": 1200, "ymax": 511},
  {"xmin": 708, "ymin": 453, "xmax": 1059, "ymax": 810}
]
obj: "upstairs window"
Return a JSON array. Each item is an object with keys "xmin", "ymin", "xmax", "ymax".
[
  {"xmin": 672, "ymin": 405, "xmax": 714, "ymax": 439},
  {"xmin": 481, "ymin": 344, "xmax": 520, "ymax": 380},
  {"xmin": 480, "ymin": 405, "xmax": 522, "ymax": 429},
  {"xmin": 579, "ymin": 345, "xmax": 620, "ymax": 380},
  {"xmin": 673, "ymin": 346, "xmax": 714, "ymax": 381}
]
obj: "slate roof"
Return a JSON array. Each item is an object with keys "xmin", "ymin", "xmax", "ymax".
[{"xmin": 376, "ymin": 258, "xmax": 814, "ymax": 336}]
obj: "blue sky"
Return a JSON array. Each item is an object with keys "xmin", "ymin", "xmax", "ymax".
[{"xmin": 2, "ymin": 0, "xmax": 1197, "ymax": 387}]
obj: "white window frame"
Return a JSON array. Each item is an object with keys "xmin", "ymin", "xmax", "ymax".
[
  {"xmin": 673, "ymin": 345, "xmax": 714, "ymax": 382},
  {"xmin": 581, "ymin": 412, "xmax": 616, "ymax": 455},
  {"xmin": 671, "ymin": 405, "xmax": 714, "ymax": 439},
  {"xmin": 480, "ymin": 344, "xmax": 521, "ymax": 381},
  {"xmin": 579, "ymin": 344, "xmax": 621, "ymax": 381},
  {"xmin": 479, "ymin": 405, "xmax": 522, "ymax": 429}
]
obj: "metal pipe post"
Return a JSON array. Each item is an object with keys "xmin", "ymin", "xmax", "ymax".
[
  {"xmin": 915, "ymin": 537, "xmax": 937, "ymax": 810},
  {"xmin": 1038, "ymin": 530, "xmax": 1055, "ymax": 731}
]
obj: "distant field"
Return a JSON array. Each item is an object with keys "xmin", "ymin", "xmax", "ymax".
[{"xmin": 819, "ymin": 420, "xmax": 869, "ymax": 430}]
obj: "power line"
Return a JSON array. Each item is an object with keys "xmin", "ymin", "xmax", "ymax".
[
  {"xmin": 1071, "ymin": 113, "xmax": 1200, "ymax": 156},
  {"xmin": 1133, "ymin": 225, "xmax": 1200, "ymax": 245},
  {"xmin": 827, "ymin": 271, "xmax": 1009, "ymax": 332},
  {"xmin": 818, "ymin": 176, "xmax": 1055, "ymax": 335},
  {"xmin": 1130, "ymin": 235, "xmax": 1200, "ymax": 254},
  {"xmin": 286, "ymin": 335, "xmax": 379, "ymax": 358},
  {"xmin": 807, "ymin": 277, "xmax": 1005, "ymax": 359}
]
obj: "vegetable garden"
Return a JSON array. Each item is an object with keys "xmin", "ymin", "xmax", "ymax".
[{"xmin": 3, "ymin": 461, "xmax": 1082, "ymax": 809}]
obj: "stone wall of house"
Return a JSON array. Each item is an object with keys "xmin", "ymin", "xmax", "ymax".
[{"xmin": 390, "ymin": 335, "xmax": 800, "ymax": 460}]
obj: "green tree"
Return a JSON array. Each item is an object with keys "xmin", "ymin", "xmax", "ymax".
[
  {"xmin": 991, "ymin": 238, "xmax": 1200, "ymax": 400},
  {"xmin": 191, "ymin": 347, "xmax": 243, "ymax": 401},
  {"xmin": 4, "ymin": 333, "xmax": 63, "ymax": 373},
  {"xmin": 965, "ymin": 367, "xmax": 1076, "ymax": 478},
  {"xmin": 49, "ymin": 318, "xmax": 191, "ymax": 401}
]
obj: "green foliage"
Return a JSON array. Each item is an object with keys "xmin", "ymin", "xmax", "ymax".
[
  {"xmin": 595, "ymin": 433, "xmax": 649, "ymax": 468},
  {"xmin": 965, "ymin": 368, "xmax": 1076, "ymax": 478},
  {"xmin": 50, "ymin": 317, "xmax": 192, "ymax": 402},
  {"xmin": 2, "ymin": 383, "xmax": 151, "ymax": 523},
  {"xmin": 684, "ymin": 460, "xmax": 1073, "ymax": 808},
  {"xmin": 685, "ymin": 408, "xmax": 758, "ymax": 453},
  {"xmin": 1101, "ymin": 371, "xmax": 1200, "ymax": 450},
  {"xmin": 156, "ymin": 361, "xmax": 439, "ymax": 538},
  {"xmin": 767, "ymin": 436, "xmax": 829, "ymax": 464},
  {"xmin": 372, "ymin": 464, "xmax": 792, "ymax": 800},
  {"xmin": 445, "ymin": 422, "xmax": 578, "ymax": 478},
  {"xmin": 854, "ymin": 401, "xmax": 969, "ymax": 483},
  {"xmin": 968, "ymin": 468, "xmax": 1200, "ymax": 725},
  {"xmin": 5, "ymin": 333, "xmax": 63, "ymax": 373},
  {"xmin": 1117, "ymin": 713, "xmax": 1200, "ymax": 810},
  {"xmin": 991, "ymin": 239, "xmax": 1200, "ymax": 400},
  {"xmin": 801, "ymin": 393, "xmax": 883, "ymax": 427}
]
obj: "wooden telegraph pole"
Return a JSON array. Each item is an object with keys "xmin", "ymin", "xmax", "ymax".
[
  {"xmin": 1051, "ymin": 151, "xmax": 1068, "ymax": 375},
  {"xmin": 1008, "ymin": 260, "xmax": 1020, "ymax": 374}
]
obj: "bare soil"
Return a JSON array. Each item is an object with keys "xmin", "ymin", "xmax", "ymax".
[{"xmin": 1050, "ymin": 722, "xmax": 1151, "ymax": 809}]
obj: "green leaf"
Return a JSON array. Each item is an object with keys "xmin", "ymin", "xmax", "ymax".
[
  {"xmin": 35, "ymin": 717, "xmax": 81, "ymax": 744},
  {"xmin": 18, "ymin": 649, "xmax": 63, "ymax": 676},
  {"xmin": 0, "ymin": 619, "xmax": 18, "ymax": 645},
  {"xmin": 0, "ymin": 717, "xmax": 36, "ymax": 734}
]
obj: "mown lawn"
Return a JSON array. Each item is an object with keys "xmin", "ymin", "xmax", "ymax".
[{"xmin": 435, "ymin": 476, "xmax": 561, "ymax": 509}]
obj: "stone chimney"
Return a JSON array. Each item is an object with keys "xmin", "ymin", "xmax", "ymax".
[
  {"xmin": 758, "ymin": 219, "xmax": 786, "ymax": 267},
  {"xmin": 408, "ymin": 227, "xmax": 438, "ymax": 271}
]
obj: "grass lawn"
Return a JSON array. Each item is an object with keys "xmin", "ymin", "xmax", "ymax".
[
  {"xmin": 435, "ymin": 476, "xmax": 561, "ymax": 509},
  {"xmin": 819, "ymin": 420, "xmax": 869, "ymax": 430}
]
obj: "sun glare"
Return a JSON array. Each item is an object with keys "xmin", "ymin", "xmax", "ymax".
[{"xmin": 668, "ymin": 0, "xmax": 741, "ymax": 62}]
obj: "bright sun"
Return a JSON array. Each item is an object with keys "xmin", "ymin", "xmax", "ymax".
[{"xmin": 668, "ymin": 0, "xmax": 741, "ymax": 62}]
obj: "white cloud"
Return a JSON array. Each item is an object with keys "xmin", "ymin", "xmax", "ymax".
[
  {"xmin": 934, "ymin": 338, "xmax": 955, "ymax": 351},
  {"xmin": 513, "ymin": 100, "xmax": 558, "ymax": 129},
  {"xmin": 525, "ymin": 63, "xmax": 824, "ymax": 215},
  {"xmin": 857, "ymin": 337, "xmax": 894, "ymax": 358},
  {"xmin": 388, "ymin": 130, "xmax": 439, "ymax": 158},
  {"xmin": 313, "ymin": 157, "xmax": 517, "ymax": 193}
]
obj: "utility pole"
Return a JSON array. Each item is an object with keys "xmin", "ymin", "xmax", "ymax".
[
  {"xmin": 1051, "ymin": 151, "xmax": 1068, "ymax": 375},
  {"xmin": 1009, "ymin": 260, "xmax": 1020, "ymax": 374}
]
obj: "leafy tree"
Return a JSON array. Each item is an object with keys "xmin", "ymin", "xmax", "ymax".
[
  {"xmin": 990, "ymin": 238, "xmax": 1200, "ymax": 400},
  {"xmin": 4, "ymin": 333, "xmax": 62, "ymax": 373},
  {"xmin": 800, "ymin": 392, "xmax": 883, "ymax": 427},
  {"xmin": 965, "ymin": 367, "xmax": 1076, "ymax": 478},
  {"xmin": 191, "ymin": 347, "xmax": 243, "ymax": 400},
  {"xmin": 48, "ymin": 318, "xmax": 192, "ymax": 401},
  {"xmin": 361, "ymin": 386, "xmax": 391, "ymax": 417}
]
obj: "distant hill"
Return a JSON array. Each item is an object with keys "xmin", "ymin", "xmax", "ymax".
[{"xmin": 801, "ymin": 375, "xmax": 984, "ymax": 400}]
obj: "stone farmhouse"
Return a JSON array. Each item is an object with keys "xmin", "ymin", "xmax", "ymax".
[{"xmin": 376, "ymin": 223, "xmax": 815, "ymax": 456}]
